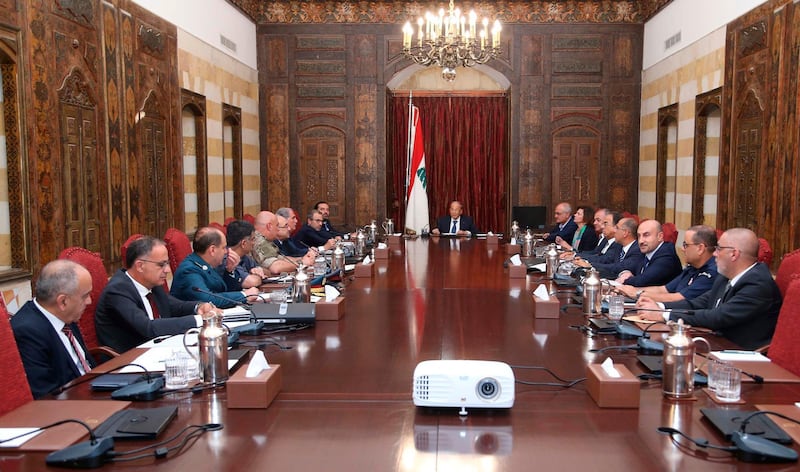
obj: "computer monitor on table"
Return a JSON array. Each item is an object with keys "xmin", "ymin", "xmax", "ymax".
[{"xmin": 512, "ymin": 206, "xmax": 547, "ymax": 231}]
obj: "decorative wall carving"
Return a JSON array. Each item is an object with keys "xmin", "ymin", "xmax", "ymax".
[
  {"xmin": 232, "ymin": 1, "xmax": 669, "ymax": 24},
  {"xmin": 137, "ymin": 22, "xmax": 165, "ymax": 57}
]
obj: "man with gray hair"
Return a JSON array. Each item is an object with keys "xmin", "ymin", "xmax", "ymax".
[
  {"xmin": 543, "ymin": 202, "xmax": 577, "ymax": 243},
  {"xmin": 12, "ymin": 260, "xmax": 95, "ymax": 398}
]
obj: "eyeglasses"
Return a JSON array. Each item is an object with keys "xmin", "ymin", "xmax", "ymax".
[
  {"xmin": 312, "ymin": 219, "xmax": 324, "ymax": 223},
  {"xmin": 714, "ymin": 245, "xmax": 738, "ymax": 253},
  {"xmin": 139, "ymin": 259, "xmax": 170, "ymax": 269},
  {"xmin": 277, "ymin": 223, "xmax": 289, "ymax": 229},
  {"xmin": 682, "ymin": 242, "xmax": 701, "ymax": 249}
]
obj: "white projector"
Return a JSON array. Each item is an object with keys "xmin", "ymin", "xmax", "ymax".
[{"xmin": 412, "ymin": 360, "xmax": 515, "ymax": 414}]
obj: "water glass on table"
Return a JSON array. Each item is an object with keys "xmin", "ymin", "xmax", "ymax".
[
  {"xmin": 607, "ymin": 294, "xmax": 625, "ymax": 321},
  {"xmin": 710, "ymin": 361, "xmax": 741, "ymax": 402},
  {"xmin": 165, "ymin": 350, "xmax": 189, "ymax": 389}
]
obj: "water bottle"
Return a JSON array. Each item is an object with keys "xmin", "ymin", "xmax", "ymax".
[
  {"xmin": 662, "ymin": 320, "xmax": 710, "ymax": 399},
  {"xmin": 510, "ymin": 220, "xmax": 520, "ymax": 243},
  {"xmin": 545, "ymin": 243, "xmax": 559, "ymax": 279},
  {"xmin": 582, "ymin": 268, "xmax": 602, "ymax": 315},
  {"xmin": 291, "ymin": 266, "xmax": 310, "ymax": 303},
  {"xmin": 355, "ymin": 229, "xmax": 366, "ymax": 257},
  {"xmin": 183, "ymin": 314, "xmax": 229, "ymax": 383},
  {"xmin": 522, "ymin": 229, "xmax": 534, "ymax": 257},
  {"xmin": 331, "ymin": 243, "xmax": 345, "ymax": 272}
]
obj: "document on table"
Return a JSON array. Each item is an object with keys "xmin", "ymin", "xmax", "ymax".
[{"xmin": 0, "ymin": 428, "xmax": 42, "ymax": 448}]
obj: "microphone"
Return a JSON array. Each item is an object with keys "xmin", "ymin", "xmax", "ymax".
[
  {"xmin": 0, "ymin": 419, "xmax": 117, "ymax": 468},
  {"xmin": 192, "ymin": 286, "xmax": 252, "ymax": 308}
]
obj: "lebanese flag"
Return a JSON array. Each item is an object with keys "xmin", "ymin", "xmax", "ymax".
[{"xmin": 405, "ymin": 105, "xmax": 430, "ymax": 234}]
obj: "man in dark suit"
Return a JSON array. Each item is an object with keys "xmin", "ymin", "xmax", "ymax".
[
  {"xmin": 96, "ymin": 236, "xmax": 218, "ymax": 353},
  {"xmin": 293, "ymin": 209, "xmax": 337, "ymax": 251},
  {"xmin": 11, "ymin": 260, "xmax": 96, "ymax": 398},
  {"xmin": 637, "ymin": 228, "xmax": 781, "ymax": 349},
  {"xmin": 314, "ymin": 201, "xmax": 349, "ymax": 239},
  {"xmin": 616, "ymin": 219, "xmax": 682, "ymax": 287},
  {"xmin": 616, "ymin": 224, "xmax": 718, "ymax": 302},
  {"xmin": 543, "ymin": 202, "xmax": 578, "ymax": 243},
  {"xmin": 576, "ymin": 217, "xmax": 642, "ymax": 279},
  {"xmin": 431, "ymin": 201, "xmax": 478, "ymax": 236}
]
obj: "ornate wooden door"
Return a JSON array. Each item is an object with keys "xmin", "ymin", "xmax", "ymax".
[
  {"xmin": 552, "ymin": 128, "xmax": 599, "ymax": 206},
  {"xmin": 299, "ymin": 127, "xmax": 345, "ymax": 226},
  {"xmin": 61, "ymin": 73, "xmax": 101, "ymax": 254}
]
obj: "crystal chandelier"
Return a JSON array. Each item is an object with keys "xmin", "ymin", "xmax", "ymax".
[{"xmin": 402, "ymin": 0, "xmax": 501, "ymax": 82}]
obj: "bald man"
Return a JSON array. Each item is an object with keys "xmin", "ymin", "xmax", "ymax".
[
  {"xmin": 253, "ymin": 210, "xmax": 313, "ymax": 274},
  {"xmin": 12, "ymin": 260, "xmax": 95, "ymax": 398},
  {"xmin": 637, "ymin": 228, "xmax": 781, "ymax": 349}
]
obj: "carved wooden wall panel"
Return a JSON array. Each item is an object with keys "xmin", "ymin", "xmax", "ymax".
[
  {"xmin": 722, "ymin": 0, "xmax": 800, "ymax": 264},
  {"xmin": 14, "ymin": 0, "xmax": 179, "ymax": 273},
  {"xmin": 259, "ymin": 21, "xmax": 642, "ymax": 230},
  {"xmin": 1, "ymin": 61, "xmax": 29, "ymax": 271}
]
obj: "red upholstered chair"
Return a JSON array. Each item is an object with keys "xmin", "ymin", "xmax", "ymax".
[
  {"xmin": 662, "ymin": 222, "xmax": 678, "ymax": 244},
  {"xmin": 209, "ymin": 221, "xmax": 226, "ymax": 236},
  {"xmin": 767, "ymin": 278, "xmax": 800, "ymax": 377},
  {"xmin": 776, "ymin": 248, "xmax": 800, "ymax": 296},
  {"xmin": 224, "ymin": 216, "xmax": 237, "ymax": 227},
  {"xmin": 715, "ymin": 228, "xmax": 724, "ymax": 241},
  {"xmin": 757, "ymin": 237, "xmax": 773, "ymax": 266},
  {"xmin": 243, "ymin": 213, "xmax": 255, "ymax": 224},
  {"xmin": 58, "ymin": 247, "xmax": 119, "ymax": 359},
  {"xmin": 0, "ymin": 304, "xmax": 33, "ymax": 416},
  {"xmin": 120, "ymin": 233, "xmax": 144, "ymax": 268},
  {"xmin": 164, "ymin": 227, "xmax": 192, "ymax": 274}
]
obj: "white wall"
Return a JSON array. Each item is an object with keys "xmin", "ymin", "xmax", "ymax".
[
  {"xmin": 643, "ymin": 0, "xmax": 767, "ymax": 69},
  {"xmin": 132, "ymin": 0, "xmax": 257, "ymax": 69}
]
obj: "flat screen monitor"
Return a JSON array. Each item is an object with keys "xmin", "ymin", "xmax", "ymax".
[{"xmin": 512, "ymin": 206, "xmax": 547, "ymax": 230}]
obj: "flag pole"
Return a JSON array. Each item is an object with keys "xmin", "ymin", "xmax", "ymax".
[{"xmin": 405, "ymin": 91, "xmax": 413, "ymax": 207}]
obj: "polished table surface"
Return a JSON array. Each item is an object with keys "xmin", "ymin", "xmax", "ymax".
[{"xmin": 4, "ymin": 237, "xmax": 800, "ymax": 470}]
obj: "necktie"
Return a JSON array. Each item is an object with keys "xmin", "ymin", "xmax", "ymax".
[
  {"xmin": 640, "ymin": 257, "xmax": 651, "ymax": 274},
  {"xmin": 146, "ymin": 292, "xmax": 161, "ymax": 319},
  {"xmin": 451, "ymin": 220, "xmax": 458, "ymax": 233},
  {"xmin": 619, "ymin": 249, "xmax": 626, "ymax": 262},
  {"xmin": 62, "ymin": 325, "xmax": 91, "ymax": 373},
  {"xmin": 715, "ymin": 282, "xmax": 732, "ymax": 307},
  {"xmin": 601, "ymin": 239, "xmax": 613, "ymax": 254}
]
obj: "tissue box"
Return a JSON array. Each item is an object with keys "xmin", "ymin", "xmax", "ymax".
[
  {"xmin": 373, "ymin": 247, "xmax": 389, "ymax": 259},
  {"xmin": 505, "ymin": 244, "xmax": 520, "ymax": 255},
  {"xmin": 355, "ymin": 263, "xmax": 374, "ymax": 278},
  {"xmin": 315, "ymin": 297, "xmax": 345, "ymax": 320},
  {"xmin": 532, "ymin": 292, "xmax": 560, "ymax": 318},
  {"xmin": 586, "ymin": 363, "xmax": 640, "ymax": 408},
  {"xmin": 227, "ymin": 363, "xmax": 282, "ymax": 409},
  {"xmin": 387, "ymin": 235, "xmax": 402, "ymax": 245},
  {"xmin": 509, "ymin": 264, "xmax": 527, "ymax": 279},
  {"xmin": 486, "ymin": 235, "xmax": 500, "ymax": 246}
]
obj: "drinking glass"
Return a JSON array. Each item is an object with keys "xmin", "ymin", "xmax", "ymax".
[
  {"xmin": 607, "ymin": 294, "xmax": 625, "ymax": 321},
  {"xmin": 712, "ymin": 362, "xmax": 742, "ymax": 402},
  {"xmin": 164, "ymin": 351, "xmax": 189, "ymax": 389}
]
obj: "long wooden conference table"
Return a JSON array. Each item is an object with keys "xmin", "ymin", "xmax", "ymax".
[{"xmin": 4, "ymin": 237, "xmax": 800, "ymax": 470}]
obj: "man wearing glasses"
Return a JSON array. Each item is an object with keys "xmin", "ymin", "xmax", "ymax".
[
  {"xmin": 637, "ymin": 228, "xmax": 781, "ymax": 350},
  {"xmin": 616, "ymin": 225, "xmax": 718, "ymax": 302},
  {"xmin": 293, "ymin": 209, "xmax": 337, "ymax": 252},
  {"xmin": 543, "ymin": 202, "xmax": 577, "ymax": 243},
  {"xmin": 96, "ymin": 235, "xmax": 219, "ymax": 353}
]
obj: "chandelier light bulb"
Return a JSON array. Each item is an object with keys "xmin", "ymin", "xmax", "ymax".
[{"xmin": 401, "ymin": 0, "xmax": 501, "ymax": 81}]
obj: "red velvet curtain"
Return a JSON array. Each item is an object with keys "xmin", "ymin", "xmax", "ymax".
[{"xmin": 388, "ymin": 95, "xmax": 508, "ymax": 233}]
